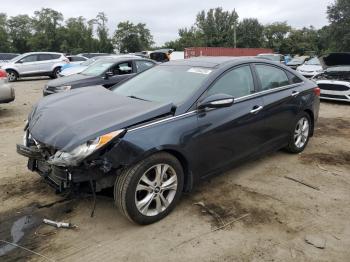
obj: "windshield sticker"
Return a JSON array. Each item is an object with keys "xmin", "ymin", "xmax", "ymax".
[{"xmin": 187, "ymin": 68, "xmax": 212, "ymax": 75}]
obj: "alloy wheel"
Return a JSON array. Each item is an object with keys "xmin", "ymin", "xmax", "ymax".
[
  {"xmin": 294, "ymin": 117, "xmax": 309, "ymax": 148},
  {"xmin": 135, "ymin": 164, "xmax": 178, "ymax": 216},
  {"xmin": 7, "ymin": 72, "xmax": 16, "ymax": 81}
]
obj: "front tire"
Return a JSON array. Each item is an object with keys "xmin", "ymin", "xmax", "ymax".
[
  {"xmin": 285, "ymin": 113, "xmax": 311, "ymax": 153},
  {"xmin": 114, "ymin": 152, "xmax": 184, "ymax": 225}
]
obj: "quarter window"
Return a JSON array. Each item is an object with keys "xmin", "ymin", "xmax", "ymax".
[
  {"xmin": 207, "ymin": 65, "xmax": 255, "ymax": 98},
  {"xmin": 255, "ymin": 64, "xmax": 289, "ymax": 90}
]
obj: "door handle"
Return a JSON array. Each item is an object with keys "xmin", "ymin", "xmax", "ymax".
[
  {"xmin": 291, "ymin": 91, "xmax": 300, "ymax": 97},
  {"xmin": 250, "ymin": 105, "xmax": 263, "ymax": 114}
]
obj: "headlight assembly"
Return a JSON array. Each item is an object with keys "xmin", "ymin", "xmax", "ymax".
[{"xmin": 48, "ymin": 129, "xmax": 125, "ymax": 167}]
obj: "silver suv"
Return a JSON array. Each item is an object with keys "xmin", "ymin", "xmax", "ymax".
[{"xmin": 1, "ymin": 52, "xmax": 67, "ymax": 82}]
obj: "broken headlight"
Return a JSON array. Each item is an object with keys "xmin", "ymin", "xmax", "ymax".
[{"xmin": 48, "ymin": 129, "xmax": 125, "ymax": 167}]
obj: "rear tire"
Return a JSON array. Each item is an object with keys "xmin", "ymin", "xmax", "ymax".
[
  {"xmin": 7, "ymin": 70, "xmax": 18, "ymax": 82},
  {"xmin": 114, "ymin": 152, "xmax": 184, "ymax": 225},
  {"xmin": 51, "ymin": 67, "xmax": 61, "ymax": 79},
  {"xmin": 285, "ymin": 112, "xmax": 312, "ymax": 153}
]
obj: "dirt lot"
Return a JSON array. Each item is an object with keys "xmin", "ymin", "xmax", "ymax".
[{"xmin": 0, "ymin": 78, "xmax": 349, "ymax": 262}]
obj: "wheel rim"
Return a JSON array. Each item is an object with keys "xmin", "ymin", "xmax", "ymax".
[
  {"xmin": 294, "ymin": 117, "xmax": 309, "ymax": 148},
  {"xmin": 135, "ymin": 164, "xmax": 178, "ymax": 217},
  {"xmin": 7, "ymin": 72, "xmax": 16, "ymax": 81}
]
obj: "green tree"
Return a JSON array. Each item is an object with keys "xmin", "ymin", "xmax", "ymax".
[
  {"xmin": 0, "ymin": 13, "xmax": 10, "ymax": 52},
  {"xmin": 95, "ymin": 12, "xmax": 113, "ymax": 53},
  {"xmin": 113, "ymin": 21, "xmax": 154, "ymax": 53},
  {"xmin": 30, "ymin": 8, "xmax": 64, "ymax": 51},
  {"xmin": 7, "ymin": 15, "xmax": 32, "ymax": 53},
  {"xmin": 237, "ymin": 18, "xmax": 264, "ymax": 48},
  {"xmin": 195, "ymin": 7, "xmax": 239, "ymax": 47},
  {"xmin": 263, "ymin": 22, "xmax": 291, "ymax": 52},
  {"xmin": 327, "ymin": 0, "xmax": 350, "ymax": 51},
  {"xmin": 163, "ymin": 26, "xmax": 203, "ymax": 51}
]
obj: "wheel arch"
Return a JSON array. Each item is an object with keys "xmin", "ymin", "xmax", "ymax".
[
  {"xmin": 304, "ymin": 109, "xmax": 314, "ymax": 136},
  {"xmin": 5, "ymin": 68, "xmax": 19, "ymax": 76}
]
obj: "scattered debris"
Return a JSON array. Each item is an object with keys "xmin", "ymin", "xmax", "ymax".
[
  {"xmin": 317, "ymin": 164, "xmax": 341, "ymax": 176},
  {"xmin": 305, "ymin": 235, "xmax": 326, "ymax": 249},
  {"xmin": 194, "ymin": 202, "xmax": 225, "ymax": 226},
  {"xmin": 43, "ymin": 219, "xmax": 77, "ymax": 229},
  {"xmin": 212, "ymin": 213, "xmax": 250, "ymax": 232},
  {"xmin": 284, "ymin": 176, "xmax": 320, "ymax": 191},
  {"xmin": 0, "ymin": 239, "xmax": 55, "ymax": 262}
]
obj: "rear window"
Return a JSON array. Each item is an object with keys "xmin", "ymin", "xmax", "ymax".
[{"xmin": 255, "ymin": 64, "xmax": 289, "ymax": 90}]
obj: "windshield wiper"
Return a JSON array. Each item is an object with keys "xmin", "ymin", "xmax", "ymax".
[{"xmin": 128, "ymin": 95, "xmax": 150, "ymax": 101}]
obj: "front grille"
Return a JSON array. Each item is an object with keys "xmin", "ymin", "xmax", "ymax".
[
  {"xmin": 321, "ymin": 94, "xmax": 349, "ymax": 100},
  {"xmin": 318, "ymin": 83, "xmax": 349, "ymax": 91}
]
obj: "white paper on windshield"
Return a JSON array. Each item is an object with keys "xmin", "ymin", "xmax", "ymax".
[{"xmin": 187, "ymin": 68, "xmax": 212, "ymax": 75}]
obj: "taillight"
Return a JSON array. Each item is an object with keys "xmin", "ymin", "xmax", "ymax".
[
  {"xmin": 0, "ymin": 69, "xmax": 7, "ymax": 79},
  {"xmin": 313, "ymin": 87, "xmax": 321, "ymax": 96}
]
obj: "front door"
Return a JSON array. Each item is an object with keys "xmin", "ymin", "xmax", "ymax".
[{"xmin": 194, "ymin": 65, "xmax": 266, "ymax": 177}]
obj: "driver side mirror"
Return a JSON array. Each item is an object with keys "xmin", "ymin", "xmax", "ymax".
[
  {"xmin": 16, "ymin": 60, "xmax": 23, "ymax": 64},
  {"xmin": 197, "ymin": 94, "xmax": 234, "ymax": 110}
]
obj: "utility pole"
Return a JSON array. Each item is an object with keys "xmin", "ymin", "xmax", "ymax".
[{"xmin": 233, "ymin": 8, "xmax": 237, "ymax": 48}]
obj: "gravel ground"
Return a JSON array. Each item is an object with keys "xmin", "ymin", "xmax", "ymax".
[{"xmin": 0, "ymin": 78, "xmax": 349, "ymax": 262}]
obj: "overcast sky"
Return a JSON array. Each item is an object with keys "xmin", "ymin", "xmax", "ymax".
[{"xmin": 3, "ymin": 0, "xmax": 333, "ymax": 45}]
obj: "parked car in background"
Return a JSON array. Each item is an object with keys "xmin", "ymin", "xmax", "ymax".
[
  {"xmin": 43, "ymin": 56, "xmax": 156, "ymax": 96},
  {"xmin": 287, "ymin": 56, "xmax": 310, "ymax": 70},
  {"xmin": 18, "ymin": 57, "xmax": 320, "ymax": 224},
  {"xmin": 296, "ymin": 57, "xmax": 323, "ymax": 78},
  {"xmin": 257, "ymin": 53, "xmax": 285, "ymax": 64},
  {"xmin": 1, "ymin": 52, "xmax": 67, "ymax": 82},
  {"xmin": 77, "ymin": 53, "xmax": 111, "ymax": 58},
  {"xmin": 60, "ymin": 55, "xmax": 88, "ymax": 72},
  {"xmin": 0, "ymin": 69, "xmax": 15, "ymax": 103},
  {"xmin": 0, "ymin": 53, "xmax": 19, "ymax": 66},
  {"xmin": 59, "ymin": 56, "xmax": 110, "ymax": 77},
  {"xmin": 313, "ymin": 52, "xmax": 350, "ymax": 102}
]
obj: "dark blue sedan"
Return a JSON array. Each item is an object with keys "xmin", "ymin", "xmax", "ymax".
[{"xmin": 18, "ymin": 57, "xmax": 320, "ymax": 224}]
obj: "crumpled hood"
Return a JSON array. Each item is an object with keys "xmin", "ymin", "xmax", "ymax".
[
  {"xmin": 46, "ymin": 73, "xmax": 97, "ymax": 88},
  {"xmin": 320, "ymin": 53, "xmax": 350, "ymax": 69},
  {"xmin": 28, "ymin": 86, "xmax": 173, "ymax": 151}
]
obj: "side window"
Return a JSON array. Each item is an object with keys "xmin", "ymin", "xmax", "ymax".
[
  {"xmin": 38, "ymin": 54, "xmax": 53, "ymax": 61},
  {"xmin": 207, "ymin": 65, "xmax": 255, "ymax": 98},
  {"xmin": 135, "ymin": 60, "xmax": 154, "ymax": 73},
  {"xmin": 286, "ymin": 71, "xmax": 303, "ymax": 84},
  {"xmin": 255, "ymin": 64, "xmax": 289, "ymax": 90},
  {"xmin": 19, "ymin": 55, "xmax": 38, "ymax": 63},
  {"xmin": 51, "ymin": 54, "xmax": 61, "ymax": 59},
  {"xmin": 109, "ymin": 62, "xmax": 133, "ymax": 75}
]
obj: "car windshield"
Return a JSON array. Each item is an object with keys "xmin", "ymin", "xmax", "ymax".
[
  {"xmin": 258, "ymin": 55, "xmax": 280, "ymax": 61},
  {"xmin": 81, "ymin": 60, "xmax": 114, "ymax": 76},
  {"xmin": 305, "ymin": 57, "xmax": 320, "ymax": 65},
  {"xmin": 112, "ymin": 65, "xmax": 212, "ymax": 105}
]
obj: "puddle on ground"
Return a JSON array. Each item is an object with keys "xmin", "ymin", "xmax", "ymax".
[{"xmin": 0, "ymin": 200, "xmax": 76, "ymax": 261}]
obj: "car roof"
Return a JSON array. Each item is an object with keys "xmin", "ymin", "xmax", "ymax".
[
  {"xmin": 161, "ymin": 56, "xmax": 276, "ymax": 68},
  {"xmin": 96, "ymin": 55, "xmax": 154, "ymax": 63},
  {"xmin": 22, "ymin": 52, "xmax": 63, "ymax": 55}
]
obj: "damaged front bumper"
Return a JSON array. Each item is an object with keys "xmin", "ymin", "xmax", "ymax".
[{"xmin": 16, "ymin": 144, "xmax": 115, "ymax": 193}]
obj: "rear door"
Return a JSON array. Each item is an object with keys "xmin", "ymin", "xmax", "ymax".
[
  {"xmin": 102, "ymin": 61, "xmax": 135, "ymax": 88},
  {"xmin": 194, "ymin": 64, "xmax": 266, "ymax": 176},
  {"xmin": 253, "ymin": 63, "xmax": 303, "ymax": 148},
  {"xmin": 37, "ymin": 54, "xmax": 56, "ymax": 73}
]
